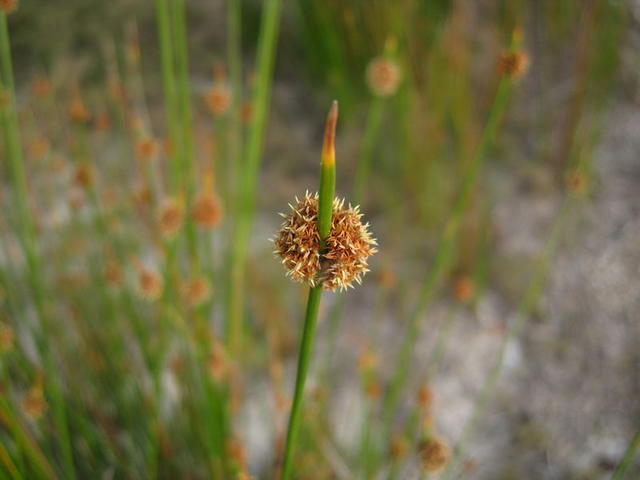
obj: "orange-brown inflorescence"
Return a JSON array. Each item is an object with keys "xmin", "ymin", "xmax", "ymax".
[
  {"xmin": 32, "ymin": 75, "xmax": 52, "ymax": 99},
  {"xmin": 192, "ymin": 191, "xmax": 223, "ymax": 229},
  {"xmin": 274, "ymin": 192, "xmax": 377, "ymax": 291},
  {"xmin": 418, "ymin": 436, "xmax": 451, "ymax": 474},
  {"xmin": 158, "ymin": 198, "xmax": 184, "ymax": 239},
  {"xmin": 205, "ymin": 83, "xmax": 231, "ymax": 116},
  {"xmin": 0, "ymin": 0, "xmax": 17, "ymax": 14},
  {"xmin": 366, "ymin": 56, "xmax": 401, "ymax": 98},
  {"xmin": 72, "ymin": 164, "xmax": 95, "ymax": 189},
  {"xmin": 498, "ymin": 50, "xmax": 530, "ymax": 80},
  {"xmin": 182, "ymin": 276, "xmax": 212, "ymax": 307},
  {"xmin": 0, "ymin": 323, "xmax": 14, "ymax": 353},
  {"xmin": 135, "ymin": 137, "xmax": 158, "ymax": 162},
  {"xmin": 69, "ymin": 96, "xmax": 90, "ymax": 125},
  {"xmin": 137, "ymin": 267, "xmax": 163, "ymax": 301}
]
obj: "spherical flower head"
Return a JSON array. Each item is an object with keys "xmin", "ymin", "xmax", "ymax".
[
  {"xmin": 0, "ymin": 323, "xmax": 14, "ymax": 353},
  {"xmin": 498, "ymin": 50, "xmax": 530, "ymax": 81},
  {"xmin": 182, "ymin": 276, "xmax": 212, "ymax": 307},
  {"xmin": 274, "ymin": 192, "xmax": 377, "ymax": 291},
  {"xmin": 205, "ymin": 83, "xmax": 231, "ymax": 116},
  {"xmin": 418, "ymin": 436, "xmax": 450, "ymax": 474},
  {"xmin": 157, "ymin": 198, "xmax": 183, "ymax": 239},
  {"xmin": 0, "ymin": 0, "xmax": 18, "ymax": 14},
  {"xmin": 192, "ymin": 191, "xmax": 223, "ymax": 229},
  {"xmin": 137, "ymin": 267, "xmax": 163, "ymax": 301},
  {"xmin": 135, "ymin": 137, "xmax": 158, "ymax": 162},
  {"xmin": 366, "ymin": 57, "xmax": 401, "ymax": 98},
  {"xmin": 72, "ymin": 163, "xmax": 95, "ymax": 189},
  {"xmin": 69, "ymin": 97, "xmax": 90, "ymax": 125}
]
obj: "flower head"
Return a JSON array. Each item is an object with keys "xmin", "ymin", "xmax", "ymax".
[
  {"xmin": 366, "ymin": 57, "xmax": 401, "ymax": 98},
  {"xmin": 418, "ymin": 436, "xmax": 450, "ymax": 474},
  {"xmin": 274, "ymin": 192, "xmax": 377, "ymax": 291},
  {"xmin": 498, "ymin": 50, "xmax": 530, "ymax": 80},
  {"xmin": 0, "ymin": 0, "xmax": 17, "ymax": 14}
]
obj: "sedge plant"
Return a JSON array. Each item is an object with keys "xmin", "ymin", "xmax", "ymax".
[{"xmin": 274, "ymin": 101, "xmax": 377, "ymax": 480}]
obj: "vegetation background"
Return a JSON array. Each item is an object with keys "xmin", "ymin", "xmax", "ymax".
[{"xmin": 0, "ymin": 0, "xmax": 638, "ymax": 479}]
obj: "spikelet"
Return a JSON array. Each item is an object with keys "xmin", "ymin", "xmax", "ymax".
[
  {"xmin": 366, "ymin": 57, "xmax": 401, "ymax": 98},
  {"xmin": 274, "ymin": 192, "xmax": 377, "ymax": 291},
  {"xmin": 418, "ymin": 436, "xmax": 450, "ymax": 474}
]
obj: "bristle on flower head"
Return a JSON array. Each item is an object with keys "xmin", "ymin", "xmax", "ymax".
[{"xmin": 273, "ymin": 192, "xmax": 377, "ymax": 291}]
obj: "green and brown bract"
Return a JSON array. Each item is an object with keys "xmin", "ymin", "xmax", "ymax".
[{"xmin": 274, "ymin": 191, "xmax": 377, "ymax": 291}]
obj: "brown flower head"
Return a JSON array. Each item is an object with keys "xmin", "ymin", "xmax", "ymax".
[
  {"xmin": 274, "ymin": 192, "xmax": 377, "ymax": 291},
  {"xmin": 182, "ymin": 276, "xmax": 212, "ymax": 307},
  {"xmin": 22, "ymin": 376, "xmax": 47, "ymax": 420},
  {"xmin": 389, "ymin": 433, "xmax": 409, "ymax": 460},
  {"xmin": 192, "ymin": 192, "xmax": 222, "ymax": 229},
  {"xmin": 418, "ymin": 436, "xmax": 450, "ymax": 474},
  {"xmin": 137, "ymin": 267, "xmax": 163, "ymax": 301},
  {"xmin": 0, "ymin": 0, "xmax": 17, "ymax": 14},
  {"xmin": 72, "ymin": 163, "xmax": 94, "ymax": 189},
  {"xmin": 498, "ymin": 50, "xmax": 530, "ymax": 80},
  {"xmin": 157, "ymin": 198, "xmax": 183, "ymax": 239},
  {"xmin": 69, "ymin": 96, "xmax": 90, "ymax": 125},
  {"xmin": 205, "ymin": 83, "xmax": 231, "ymax": 116},
  {"xmin": 366, "ymin": 57, "xmax": 401, "ymax": 98},
  {"xmin": 33, "ymin": 75, "xmax": 52, "ymax": 99},
  {"xmin": 135, "ymin": 137, "xmax": 158, "ymax": 162},
  {"xmin": 0, "ymin": 323, "xmax": 14, "ymax": 353}
]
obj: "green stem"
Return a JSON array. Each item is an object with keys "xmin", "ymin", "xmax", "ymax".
[
  {"xmin": 0, "ymin": 14, "xmax": 76, "ymax": 480},
  {"xmin": 280, "ymin": 285, "xmax": 323, "ymax": 480},
  {"xmin": 443, "ymin": 198, "xmax": 573, "ymax": 479},
  {"xmin": 612, "ymin": 428, "xmax": 640, "ymax": 480},
  {"xmin": 382, "ymin": 76, "xmax": 513, "ymax": 428},
  {"xmin": 227, "ymin": 0, "xmax": 283, "ymax": 354}
]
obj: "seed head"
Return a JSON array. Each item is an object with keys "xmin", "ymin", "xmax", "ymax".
[
  {"xmin": 418, "ymin": 436, "xmax": 450, "ymax": 474},
  {"xmin": 157, "ymin": 198, "xmax": 183, "ymax": 239},
  {"xmin": 274, "ymin": 192, "xmax": 377, "ymax": 291},
  {"xmin": 498, "ymin": 50, "xmax": 530, "ymax": 80},
  {"xmin": 104, "ymin": 260, "xmax": 123, "ymax": 287},
  {"xmin": 366, "ymin": 57, "xmax": 401, "ymax": 98},
  {"xmin": 417, "ymin": 384, "xmax": 433, "ymax": 412}
]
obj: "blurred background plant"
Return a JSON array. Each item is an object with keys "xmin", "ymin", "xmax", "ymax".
[{"xmin": 0, "ymin": 0, "xmax": 638, "ymax": 479}]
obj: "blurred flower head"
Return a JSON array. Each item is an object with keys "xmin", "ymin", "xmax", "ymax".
[
  {"xmin": 366, "ymin": 56, "xmax": 401, "ymax": 98},
  {"xmin": 418, "ymin": 436, "xmax": 450, "ymax": 474}
]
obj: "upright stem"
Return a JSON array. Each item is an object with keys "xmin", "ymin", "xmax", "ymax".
[
  {"xmin": 227, "ymin": 0, "xmax": 283, "ymax": 354},
  {"xmin": 280, "ymin": 102, "xmax": 338, "ymax": 480},
  {"xmin": 612, "ymin": 427, "xmax": 640, "ymax": 480},
  {"xmin": 0, "ymin": 13, "xmax": 76, "ymax": 480}
]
